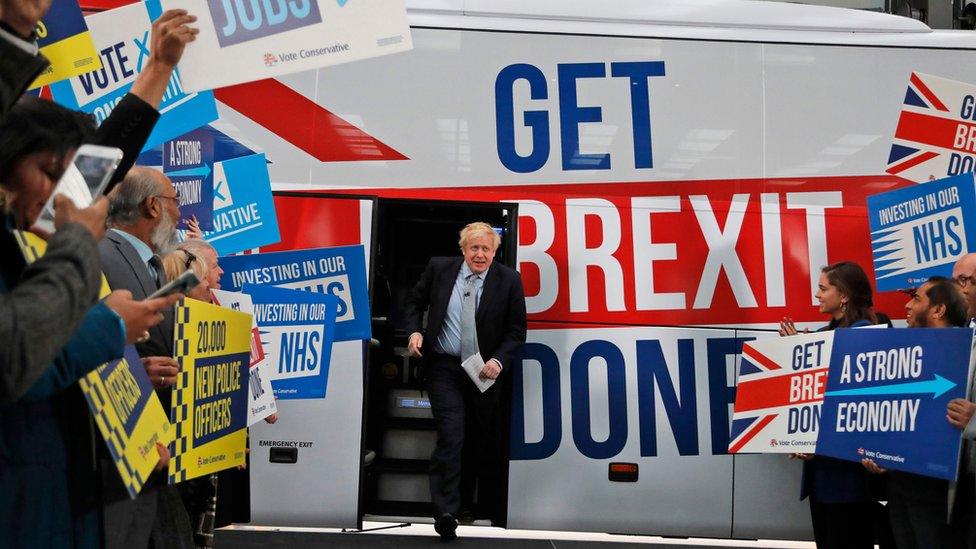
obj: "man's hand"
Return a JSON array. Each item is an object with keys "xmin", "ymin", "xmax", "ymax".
[
  {"xmin": 861, "ymin": 458, "xmax": 887, "ymax": 475},
  {"xmin": 143, "ymin": 356, "xmax": 180, "ymax": 389},
  {"xmin": 103, "ymin": 290, "xmax": 182, "ymax": 344},
  {"xmin": 407, "ymin": 332, "xmax": 423, "ymax": 358},
  {"xmin": 148, "ymin": 9, "xmax": 198, "ymax": 69},
  {"xmin": 948, "ymin": 398, "xmax": 976, "ymax": 430},
  {"xmin": 480, "ymin": 358, "xmax": 501, "ymax": 380},
  {"xmin": 790, "ymin": 453, "xmax": 814, "ymax": 461},
  {"xmin": 52, "ymin": 195, "xmax": 108, "ymax": 241},
  {"xmin": 153, "ymin": 442, "xmax": 170, "ymax": 471},
  {"xmin": 0, "ymin": 0, "xmax": 51, "ymax": 38},
  {"xmin": 263, "ymin": 412, "xmax": 278, "ymax": 424},
  {"xmin": 130, "ymin": 9, "xmax": 198, "ymax": 107}
]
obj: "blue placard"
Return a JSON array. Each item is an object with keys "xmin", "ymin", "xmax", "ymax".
[
  {"xmin": 243, "ymin": 284, "xmax": 339, "ymax": 400},
  {"xmin": 48, "ymin": 1, "xmax": 218, "ymax": 152},
  {"xmin": 219, "ymin": 245, "xmax": 371, "ymax": 341},
  {"xmin": 816, "ymin": 328, "xmax": 974, "ymax": 480},
  {"xmin": 164, "ymin": 129, "xmax": 215, "ymax": 230},
  {"xmin": 198, "ymin": 153, "xmax": 280, "ymax": 255},
  {"xmin": 191, "ymin": 352, "xmax": 250, "ymax": 446},
  {"xmin": 37, "ymin": 0, "xmax": 89, "ymax": 46},
  {"xmin": 867, "ymin": 173, "xmax": 976, "ymax": 291}
]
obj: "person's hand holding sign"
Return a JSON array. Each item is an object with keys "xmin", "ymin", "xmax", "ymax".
[
  {"xmin": 948, "ymin": 398, "xmax": 976, "ymax": 430},
  {"xmin": 861, "ymin": 458, "xmax": 887, "ymax": 475},
  {"xmin": 130, "ymin": 9, "xmax": 199, "ymax": 108}
]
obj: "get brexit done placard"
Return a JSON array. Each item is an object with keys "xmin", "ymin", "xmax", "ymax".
[{"xmin": 729, "ymin": 331, "xmax": 833, "ymax": 454}]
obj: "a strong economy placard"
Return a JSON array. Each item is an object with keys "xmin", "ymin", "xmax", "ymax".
[
  {"xmin": 159, "ymin": 0, "xmax": 412, "ymax": 91},
  {"xmin": 31, "ymin": 0, "xmax": 102, "ymax": 88},
  {"xmin": 13, "ymin": 230, "xmax": 171, "ymax": 498},
  {"xmin": 169, "ymin": 298, "xmax": 251, "ymax": 483},
  {"xmin": 729, "ymin": 331, "xmax": 833, "ymax": 454},
  {"xmin": 49, "ymin": 1, "xmax": 218, "ymax": 151},
  {"xmin": 220, "ymin": 245, "xmax": 370, "ymax": 341},
  {"xmin": 887, "ymin": 72, "xmax": 976, "ymax": 182},
  {"xmin": 868, "ymin": 173, "xmax": 976, "ymax": 291},
  {"xmin": 243, "ymin": 284, "xmax": 339, "ymax": 399},
  {"xmin": 163, "ymin": 128, "xmax": 215, "ymax": 230},
  {"xmin": 817, "ymin": 328, "xmax": 974, "ymax": 480},
  {"xmin": 210, "ymin": 288, "xmax": 277, "ymax": 425}
]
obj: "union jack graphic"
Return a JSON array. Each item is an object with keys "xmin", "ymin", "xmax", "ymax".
[
  {"xmin": 728, "ymin": 345, "xmax": 782, "ymax": 454},
  {"xmin": 728, "ymin": 334, "xmax": 832, "ymax": 454},
  {"xmin": 887, "ymin": 72, "xmax": 976, "ymax": 182}
]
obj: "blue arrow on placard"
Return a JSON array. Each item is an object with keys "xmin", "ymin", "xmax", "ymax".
[
  {"xmin": 825, "ymin": 374, "xmax": 956, "ymax": 400},
  {"xmin": 166, "ymin": 165, "xmax": 212, "ymax": 178}
]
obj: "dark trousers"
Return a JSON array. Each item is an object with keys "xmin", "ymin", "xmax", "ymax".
[
  {"xmin": 425, "ymin": 353, "xmax": 501, "ymax": 519},
  {"xmin": 887, "ymin": 472, "xmax": 952, "ymax": 549},
  {"xmin": 809, "ymin": 499, "xmax": 877, "ymax": 549},
  {"xmin": 951, "ymin": 474, "xmax": 976, "ymax": 549}
]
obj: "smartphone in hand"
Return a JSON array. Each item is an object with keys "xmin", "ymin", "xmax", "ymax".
[
  {"xmin": 32, "ymin": 144, "xmax": 123, "ymax": 233},
  {"xmin": 148, "ymin": 270, "xmax": 200, "ymax": 300}
]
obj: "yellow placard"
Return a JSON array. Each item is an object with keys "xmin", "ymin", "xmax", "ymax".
[
  {"xmin": 14, "ymin": 230, "xmax": 172, "ymax": 498},
  {"xmin": 169, "ymin": 298, "xmax": 252, "ymax": 484},
  {"xmin": 30, "ymin": 0, "xmax": 102, "ymax": 89}
]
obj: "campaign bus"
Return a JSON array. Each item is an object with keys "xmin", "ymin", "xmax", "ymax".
[{"xmin": 79, "ymin": 0, "xmax": 976, "ymax": 540}]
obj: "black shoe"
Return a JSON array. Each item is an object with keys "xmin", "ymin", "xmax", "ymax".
[
  {"xmin": 457, "ymin": 507, "xmax": 474, "ymax": 524},
  {"xmin": 434, "ymin": 513, "xmax": 458, "ymax": 540}
]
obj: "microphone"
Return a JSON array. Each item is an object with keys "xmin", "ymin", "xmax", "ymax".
[{"xmin": 463, "ymin": 292, "xmax": 471, "ymax": 297}]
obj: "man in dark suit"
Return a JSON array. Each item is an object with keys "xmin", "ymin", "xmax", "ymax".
[
  {"xmin": 864, "ymin": 277, "xmax": 972, "ymax": 548},
  {"xmin": 404, "ymin": 221, "xmax": 526, "ymax": 540},
  {"xmin": 99, "ymin": 167, "xmax": 193, "ymax": 549}
]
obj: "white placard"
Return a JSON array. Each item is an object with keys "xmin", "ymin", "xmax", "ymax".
[
  {"xmin": 211, "ymin": 288, "xmax": 278, "ymax": 425},
  {"xmin": 161, "ymin": 0, "xmax": 413, "ymax": 91}
]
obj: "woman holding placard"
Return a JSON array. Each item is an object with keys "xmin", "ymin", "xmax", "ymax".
[{"xmin": 780, "ymin": 261, "xmax": 886, "ymax": 549}]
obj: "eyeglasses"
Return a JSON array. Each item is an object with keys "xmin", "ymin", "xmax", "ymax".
[
  {"xmin": 154, "ymin": 192, "xmax": 180, "ymax": 203},
  {"xmin": 183, "ymin": 250, "xmax": 198, "ymax": 270},
  {"xmin": 955, "ymin": 274, "xmax": 976, "ymax": 287}
]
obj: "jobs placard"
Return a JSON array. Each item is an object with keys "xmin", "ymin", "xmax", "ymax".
[
  {"xmin": 169, "ymin": 298, "xmax": 252, "ymax": 484},
  {"xmin": 817, "ymin": 328, "xmax": 974, "ymax": 480},
  {"xmin": 159, "ymin": 0, "xmax": 412, "ymax": 91}
]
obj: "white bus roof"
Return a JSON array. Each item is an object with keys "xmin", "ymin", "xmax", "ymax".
[{"xmin": 406, "ymin": 0, "xmax": 976, "ymax": 49}]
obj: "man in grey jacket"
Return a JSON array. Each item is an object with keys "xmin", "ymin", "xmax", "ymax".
[{"xmin": 99, "ymin": 167, "xmax": 193, "ymax": 549}]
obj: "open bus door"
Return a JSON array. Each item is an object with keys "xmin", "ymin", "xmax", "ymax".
[
  {"xmin": 247, "ymin": 193, "xmax": 519, "ymax": 528},
  {"xmin": 363, "ymin": 198, "xmax": 519, "ymax": 524}
]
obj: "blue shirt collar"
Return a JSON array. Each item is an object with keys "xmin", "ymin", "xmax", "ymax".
[
  {"xmin": 111, "ymin": 228, "xmax": 154, "ymax": 264},
  {"xmin": 460, "ymin": 261, "xmax": 488, "ymax": 280}
]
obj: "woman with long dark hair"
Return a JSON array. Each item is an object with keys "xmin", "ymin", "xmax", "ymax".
[{"xmin": 780, "ymin": 261, "xmax": 881, "ymax": 549}]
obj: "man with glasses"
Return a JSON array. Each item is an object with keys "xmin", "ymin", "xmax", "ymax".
[
  {"xmin": 951, "ymin": 253, "xmax": 976, "ymax": 326},
  {"xmin": 98, "ymin": 167, "xmax": 193, "ymax": 548}
]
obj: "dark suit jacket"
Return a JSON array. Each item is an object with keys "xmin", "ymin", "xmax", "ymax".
[
  {"xmin": 98, "ymin": 230, "xmax": 174, "ymax": 360},
  {"xmin": 404, "ymin": 257, "xmax": 526, "ymax": 370},
  {"xmin": 0, "ymin": 92, "xmax": 157, "ymax": 404}
]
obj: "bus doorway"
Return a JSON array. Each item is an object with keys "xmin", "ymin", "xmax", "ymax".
[{"xmin": 363, "ymin": 198, "xmax": 518, "ymax": 526}]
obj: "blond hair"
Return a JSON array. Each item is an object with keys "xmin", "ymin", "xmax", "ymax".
[
  {"xmin": 162, "ymin": 244, "xmax": 209, "ymax": 284},
  {"xmin": 459, "ymin": 221, "xmax": 500, "ymax": 251}
]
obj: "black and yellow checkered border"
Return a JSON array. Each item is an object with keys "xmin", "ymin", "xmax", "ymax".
[
  {"xmin": 13, "ymin": 230, "xmax": 43, "ymax": 262},
  {"xmin": 170, "ymin": 302, "xmax": 193, "ymax": 484},
  {"xmin": 79, "ymin": 365, "xmax": 145, "ymax": 498}
]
